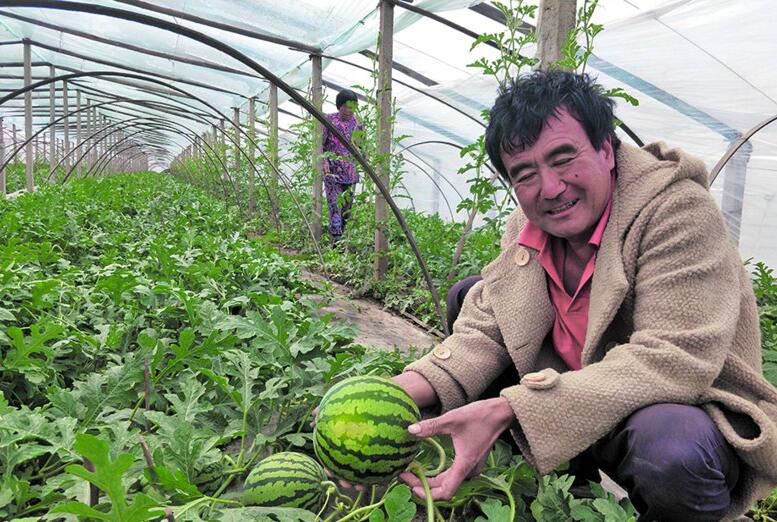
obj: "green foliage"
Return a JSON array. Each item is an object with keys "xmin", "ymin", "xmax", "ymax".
[{"xmin": 0, "ymin": 174, "xmax": 413, "ymax": 521}]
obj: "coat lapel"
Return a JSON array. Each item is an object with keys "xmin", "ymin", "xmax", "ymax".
[
  {"xmin": 582, "ymin": 169, "xmax": 630, "ymax": 366},
  {"xmin": 483, "ymin": 239, "xmax": 555, "ymax": 377}
]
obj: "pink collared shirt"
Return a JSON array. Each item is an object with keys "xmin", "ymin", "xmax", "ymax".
[{"xmin": 517, "ymin": 177, "xmax": 615, "ymax": 370}]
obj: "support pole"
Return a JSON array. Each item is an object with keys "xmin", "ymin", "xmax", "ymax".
[
  {"xmin": 0, "ymin": 117, "xmax": 5, "ymax": 197},
  {"xmin": 63, "ymin": 79, "xmax": 69, "ymax": 177},
  {"xmin": 232, "ymin": 106, "xmax": 240, "ymax": 174},
  {"xmin": 720, "ymin": 140, "xmax": 752, "ymax": 245},
  {"xmin": 49, "ymin": 65, "xmax": 56, "ymax": 179},
  {"xmin": 24, "ymin": 39, "xmax": 34, "ymax": 191},
  {"xmin": 535, "ymin": 0, "xmax": 577, "ymax": 70},
  {"xmin": 310, "ymin": 53, "xmax": 323, "ymax": 243},
  {"xmin": 375, "ymin": 0, "xmax": 394, "ymax": 279},
  {"xmin": 269, "ymin": 84, "xmax": 279, "ymax": 221},
  {"xmin": 76, "ymin": 90, "xmax": 82, "ymax": 177},
  {"xmin": 248, "ymin": 96, "xmax": 256, "ymax": 215}
]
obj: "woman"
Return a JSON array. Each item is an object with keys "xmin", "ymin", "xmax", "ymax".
[{"xmin": 322, "ymin": 89, "xmax": 364, "ymax": 245}]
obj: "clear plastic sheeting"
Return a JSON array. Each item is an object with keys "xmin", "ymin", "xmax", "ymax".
[{"xmin": 0, "ymin": 0, "xmax": 775, "ymax": 266}]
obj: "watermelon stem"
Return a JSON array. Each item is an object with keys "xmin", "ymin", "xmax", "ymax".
[
  {"xmin": 407, "ymin": 462, "xmax": 436, "ymax": 522},
  {"xmin": 315, "ymin": 484, "xmax": 337, "ymax": 520},
  {"xmin": 422, "ymin": 437, "xmax": 447, "ymax": 476}
]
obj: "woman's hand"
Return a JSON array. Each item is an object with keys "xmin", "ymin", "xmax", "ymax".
[{"xmin": 399, "ymin": 397, "xmax": 515, "ymax": 501}]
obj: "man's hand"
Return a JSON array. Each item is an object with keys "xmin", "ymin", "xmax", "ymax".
[{"xmin": 399, "ymin": 397, "xmax": 514, "ymax": 501}]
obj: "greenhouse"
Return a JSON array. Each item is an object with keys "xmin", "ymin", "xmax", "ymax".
[{"xmin": 1, "ymin": 1, "xmax": 776, "ymax": 521}]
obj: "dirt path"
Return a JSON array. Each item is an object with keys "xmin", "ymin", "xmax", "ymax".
[{"xmin": 300, "ymin": 269, "xmax": 440, "ymax": 353}]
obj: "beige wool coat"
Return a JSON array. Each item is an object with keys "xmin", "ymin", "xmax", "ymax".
[{"xmin": 406, "ymin": 142, "xmax": 777, "ymax": 519}]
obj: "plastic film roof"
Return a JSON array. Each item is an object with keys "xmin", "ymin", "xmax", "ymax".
[{"xmin": 0, "ymin": 0, "xmax": 775, "ymax": 266}]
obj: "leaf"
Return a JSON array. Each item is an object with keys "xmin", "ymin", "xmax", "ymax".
[
  {"xmin": 381, "ymin": 484, "xmax": 416, "ymax": 522},
  {"xmin": 475, "ymin": 498, "xmax": 512, "ymax": 522},
  {"xmin": 65, "ymin": 434, "xmax": 135, "ymax": 510},
  {"xmin": 216, "ymin": 506, "xmax": 317, "ymax": 521},
  {"xmin": 164, "ymin": 376, "xmax": 210, "ymax": 423},
  {"xmin": 0, "ymin": 307, "xmax": 16, "ymax": 321},
  {"xmin": 592, "ymin": 498, "xmax": 635, "ymax": 522}
]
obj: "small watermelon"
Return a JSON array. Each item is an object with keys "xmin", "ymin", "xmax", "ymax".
[
  {"xmin": 241, "ymin": 452, "xmax": 326, "ymax": 510},
  {"xmin": 193, "ymin": 460, "xmax": 225, "ymax": 495},
  {"xmin": 314, "ymin": 376, "xmax": 421, "ymax": 484}
]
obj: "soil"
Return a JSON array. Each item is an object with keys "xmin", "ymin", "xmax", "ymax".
[{"xmin": 299, "ymin": 269, "xmax": 440, "ymax": 354}]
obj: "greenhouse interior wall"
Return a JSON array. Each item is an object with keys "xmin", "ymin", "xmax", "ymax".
[{"xmin": 1, "ymin": 0, "xmax": 777, "ymax": 520}]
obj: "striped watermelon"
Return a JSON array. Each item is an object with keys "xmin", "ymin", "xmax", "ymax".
[
  {"xmin": 193, "ymin": 460, "xmax": 225, "ymax": 495},
  {"xmin": 241, "ymin": 452, "xmax": 326, "ymax": 510},
  {"xmin": 314, "ymin": 376, "xmax": 421, "ymax": 484}
]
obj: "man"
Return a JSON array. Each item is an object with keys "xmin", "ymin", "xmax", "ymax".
[
  {"xmin": 391, "ymin": 71, "xmax": 777, "ymax": 521},
  {"xmin": 322, "ymin": 89, "xmax": 364, "ymax": 246}
]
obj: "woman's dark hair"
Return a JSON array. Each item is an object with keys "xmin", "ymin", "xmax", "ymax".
[
  {"xmin": 485, "ymin": 70, "xmax": 620, "ymax": 181},
  {"xmin": 335, "ymin": 89, "xmax": 359, "ymax": 109}
]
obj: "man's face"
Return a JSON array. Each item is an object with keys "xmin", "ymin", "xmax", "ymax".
[{"xmin": 499, "ymin": 108, "xmax": 615, "ymax": 244}]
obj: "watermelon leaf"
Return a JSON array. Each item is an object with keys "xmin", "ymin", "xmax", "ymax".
[{"xmin": 475, "ymin": 498, "xmax": 512, "ymax": 522}]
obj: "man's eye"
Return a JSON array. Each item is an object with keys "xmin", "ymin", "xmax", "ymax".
[
  {"xmin": 515, "ymin": 172, "xmax": 536, "ymax": 184},
  {"xmin": 554, "ymin": 158, "xmax": 572, "ymax": 167}
]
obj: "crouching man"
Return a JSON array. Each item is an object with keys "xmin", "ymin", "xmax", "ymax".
[{"xmin": 392, "ymin": 70, "xmax": 777, "ymax": 521}]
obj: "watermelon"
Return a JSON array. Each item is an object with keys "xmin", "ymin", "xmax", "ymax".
[
  {"xmin": 193, "ymin": 460, "xmax": 225, "ymax": 495},
  {"xmin": 241, "ymin": 452, "xmax": 326, "ymax": 510},
  {"xmin": 314, "ymin": 376, "xmax": 421, "ymax": 484}
]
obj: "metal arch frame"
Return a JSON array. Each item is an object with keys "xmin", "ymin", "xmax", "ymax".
[
  {"xmin": 0, "ymin": 69, "xmax": 329, "ymax": 266},
  {"xmin": 0, "ymin": 0, "xmax": 447, "ymax": 331},
  {"xmin": 62, "ymin": 118, "xmax": 241, "ymax": 210},
  {"xmin": 90, "ymin": 140, "xmax": 149, "ymax": 178},
  {"xmin": 2, "ymin": 71, "xmax": 287, "ymax": 237},
  {"xmin": 0, "ymin": 97, "xmax": 129, "ymax": 174},
  {"xmin": 399, "ymin": 155, "xmax": 455, "ymax": 221},
  {"xmin": 398, "ymin": 139, "xmax": 519, "ymax": 205},
  {"xmin": 709, "ymin": 113, "xmax": 777, "ymax": 184}
]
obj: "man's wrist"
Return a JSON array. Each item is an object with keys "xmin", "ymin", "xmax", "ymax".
[
  {"xmin": 486, "ymin": 396, "xmax": 515, "ymax": 432},
  {"xmin": 391, "ymin": 371, "xmax": 438, "ymax": 410}
]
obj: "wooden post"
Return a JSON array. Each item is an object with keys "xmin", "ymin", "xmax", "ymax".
[
  {"xmin": 269, "ymin": 85, "xmax": 279, "ymax": 221},
  {"xmin": 535, "ymin": 0, "xmax": 577, "ymax": 70},
  {"xmin": 24, "ymin": 39, "xmax": 34, "ymax": 192},
  {"xmin": 0, "ymin": 117, "xmax": 5, "ymax": 197},
  {"xmin": 63, "ymin": 79, "xmax": 69, "ymax": 176},
  {"xmin": 374, "ymin": 0, "xmax": 394, "ymax": 280},
  {"xmin": 310, "ymin": 54, "xmax": 324, "ymax": 244},
  {"xmin": 232, "ymin": 106, "xmax": 240, "ymax": 173},
  {"xmin": 49, "ymin": 65, "xmax": 56, "ymax": 180},
  {"xmin": 76, "ymin": 90, "xmax": 82, "ymax": 177},
  {"xmin": 248, "ymin": 96, "xmax": 256, "ymax": 215}
]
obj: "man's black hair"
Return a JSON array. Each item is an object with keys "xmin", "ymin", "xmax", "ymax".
[
  {"xmin": 485, "ymin": 70, "xmax": 620, "ymax": 181},
  {"xmin": 336, "ymin": 89, "xmax": 359, "ymax": 109}
]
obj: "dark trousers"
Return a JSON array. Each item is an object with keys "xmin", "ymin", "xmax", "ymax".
[
  {"xmin": 324, "ymin": 177, "xmax": 355, "ymax": 240},
  {"xmin": 446, "ymin": 276, "xmax": 740, "ymax": 521}
]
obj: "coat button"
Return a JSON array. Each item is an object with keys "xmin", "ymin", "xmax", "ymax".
[
  {"xmin": 433, "ymin": 346, "xmax": 451, "ymax": 360},
  {"xmin": 515, "ymin": 248, "xmax": 531, "ymax": 266},
  {"xmin": 522, "ymin": 372, "xmax": 546, "ymax": 383}
]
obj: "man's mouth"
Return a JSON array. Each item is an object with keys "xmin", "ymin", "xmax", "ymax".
[{"xmin": 546, "ymin": 199, "xmax": 579, "ymax": 216}]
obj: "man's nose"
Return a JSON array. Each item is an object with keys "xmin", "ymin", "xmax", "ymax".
[{"xmin": 539, "ymin": 168, "xmax": 566, "ymax": 200}]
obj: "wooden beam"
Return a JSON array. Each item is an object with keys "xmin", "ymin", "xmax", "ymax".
[
  {"xmin": 268, "ymin": 84, "xmax": 279, "ymax": 221},
  {"xmin": 49, "ymin": 65, "xmax": 56, "ymax": 179},
  {"xmin": 536, "ymin": 0, "xmax": 576, "ymax": 70},
  {"xmin": 0, "ymin": 117, "xmax": 5, "ymax": 197},
  {"xmin": 24, "ymin": 39, "xmax": 34, "ymax": 191},
  {"xmin": 247, "ymin": 96, "xmax": 256, "ymax": 215},
  {"xmin": 375, "ymin": 0, "xmax": 394, "ymax": 280},
  {"xmin": 311, "ymin": 54, "xmax": 323, "ymax": 244}
]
